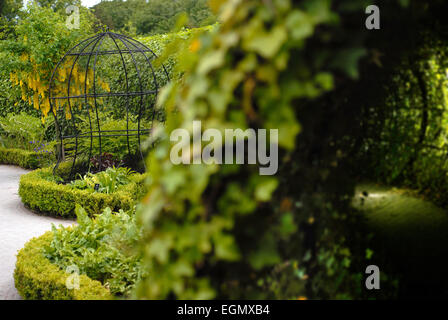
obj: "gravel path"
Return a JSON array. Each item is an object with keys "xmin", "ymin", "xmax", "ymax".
[{"xmin": 0, "ymin": 165, "xmax": 75, "ymax": 300}]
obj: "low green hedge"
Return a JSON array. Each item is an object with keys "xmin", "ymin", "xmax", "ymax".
[
  {"xmin": 0, "ymin": 147, "xmax": 53, "ymax": 169},
  {"xmin": 19, "ymin": 167, "xmax": 147, "ymax": 217},
  {"xmin": 14, "ymin": 231, "xmax": 112, "ymax": 300}
]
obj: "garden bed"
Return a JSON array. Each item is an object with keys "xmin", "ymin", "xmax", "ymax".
[
  {"xmin": 14, "ymin": 231, "xmax": 112, "ymax": 300},
  {"xmin": 19, "ymin": 166, "xmax": 147, "ymax": 217}
]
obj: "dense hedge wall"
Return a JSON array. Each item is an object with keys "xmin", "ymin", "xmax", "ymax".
[
  {"xmin": 19, "ymin": 167, "xmax": 147, "ymax": 217},
  {"xmin": 15, "ymin": 232, "xmax": 112, "ymax": 300},
  {"xmin": 0, "ymin": 147, "xmax": 53, "ymax": 169}
]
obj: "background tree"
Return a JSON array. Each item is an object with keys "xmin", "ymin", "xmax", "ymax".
[
  {"xmin": 0, "ymin": 0, "xmax": 23, "ymax": 39},
  {"xmin": 0, "ymin": 3, "xmax": 95, "ymax": 119},
  {"xmin": 92, "ymin": 0, "xmax": 216, "ymax": 35},
  {"xmin": 29, "ymin": 0, "xmax": 81, "ymax": 12}
]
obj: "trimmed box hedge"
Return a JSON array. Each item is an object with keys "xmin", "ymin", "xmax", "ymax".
[
  {"xmin": 14, "ymin": 231, "xmax": 112, "ymax": 300},
  {"xmin": 19, "ymin": 167, "xmax": 147, "ymax": 217},
  {"xmin": 0, "ymin": 147, "xmax": 53, "ymax": 169}
]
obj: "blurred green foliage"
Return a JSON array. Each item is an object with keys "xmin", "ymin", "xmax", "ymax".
[{"xmin": 135, "ymin": 0, "xmax": 376, "ymax": 300}]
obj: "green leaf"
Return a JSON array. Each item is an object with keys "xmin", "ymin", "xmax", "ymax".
[
  {"xmin": 245, "ymin": 26, "xmax": 287, "ymax": 59},
  {"xmin": 286, "ymin": 10, "xmax": 314, "ymax": 40},
  {"xmin": 248, "ymin": 234, "xmax": 281, "ymax": 270},
  {"xmin": 366, "ymin": 248, "xmax": 374, "ymax": 260},
  {"xmin": 331, "ymin": 48, "xmax": 367, "ymax": 79},
  {"xmin": 254, "ymin": 177, "xmax": 279, "ymax": 201},
  {"xmin": 197, "ymin": 50, "xmax": 225, "ymax": 75}
]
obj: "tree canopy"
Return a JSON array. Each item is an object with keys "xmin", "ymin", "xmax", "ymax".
[{"xmin": 92, "ymin": 0, "xmax": 216, "ymax": 35}]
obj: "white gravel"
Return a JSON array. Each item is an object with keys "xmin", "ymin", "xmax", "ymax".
[{"xmin": 0, "ymin": 165, "xmax": 76, "ymax": 300}]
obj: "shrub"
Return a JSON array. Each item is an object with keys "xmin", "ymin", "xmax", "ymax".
[
  {"xmin": 19, "ymin": 166, "xmax": 147, "ymax": 217},
  {"xmin": 0, "ymin": 146, "xmax": 54, "ymax": 169},
  {"xmin": 44, "ymin": 206, "xmax": 143, "ymax": 296},
  {"xmin": 14, "ymin": 231, "xmax": 112, "ymax": 300},
  {"xmin": 0, "ymin": 112, "xmax": 52, "ymax": 150}
]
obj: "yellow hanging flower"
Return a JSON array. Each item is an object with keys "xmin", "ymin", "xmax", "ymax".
[
  {"xmin": 42, "ymin": 99, "xmax": 51, "ymax": 117},
  {"xmin": 33, "ymin": 93, "xmax": 39, "ymax": 110}
]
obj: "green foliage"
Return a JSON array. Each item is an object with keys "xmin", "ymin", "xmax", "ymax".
[
  {"xmin": 0, "ymin": 112, "xmax": 52, "ymax": 150},
  {"xmin": 361, "ymin": 34, "xmax": 448, "ymax": 206},
  {"xmin": 19, "ymin": 166, "xmax": 147, "ymax": 217},
  {"xmin": 0, "ymin": 146, "xmax": 53, "ymax": 169},
  {"xmin": 0, "ymin": 0, "xmax": 23, "ymax": 39},
  {"xmin": 92, "ymin": 0, "xmax": 216, "ymax": 36},
  {"xmin": 135, "ymin": 0, "xmax": 371, "ymax": 300},
  {"xmin": 70, "ymin": 167, "xmax": 136, "ymax": 194},
  {"xmin": 14, "ymin": 231, "xmax": 112, "ymax": 300},
  {"xmin": 44, "ymin": 206, "xmax": 143, "ymax": 296},
  {"xmin": 70, "ymin": 112, "xmax": 141, "ymax": 161},
  {"xmin": 0, "ymin": 3, "xmax": 95, "ymax": 118},
  {"xmin": 31, "ymin": 0, "xmax": 81, "ymax": 13}
]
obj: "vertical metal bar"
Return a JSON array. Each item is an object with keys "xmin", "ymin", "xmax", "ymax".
[
  {"xmin": 92, "ymin": 34, "xmax": 108, "ymax": 171},
  {"xmin": 83, "ymin": 36, "xmax": 105, "ymax": 173},
  {"xmin": 109, "ymin": 33, "xmax": 132, "ymax": 160}
]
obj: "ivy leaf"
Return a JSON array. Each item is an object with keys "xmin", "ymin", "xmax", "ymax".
[
  {"xmin": 244, "ymin": 26, "xmax": 287, "ymax": 59},
  {"xmin": 197, "ymin": 50, "xmax": 225, "ymax": 75},
  {"xmin": 330, "ymin": 48, "xmax": 367, "ymax": 79},
  {"xmin": 286, "ymin": 10, "xmax": 314, "ymax": 40},
  {"xmin": 254, "ymin": 177, "xmax": 279, "ymax": 202},
  {"xmin": 214, "ymin": 233, "xmax": 240, "ymax": 261},
  {"xmin": 366, "ymin": 248, "xmax": 374, "ymax": 260},
  {"xmin": 248, "ymin": 234, "xmax": 281, "ymax": 270}
]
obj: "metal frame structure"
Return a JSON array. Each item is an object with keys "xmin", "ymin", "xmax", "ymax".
[{"xmin": 48, "ymin": 31, "xmax": 169, "ymax": 180}]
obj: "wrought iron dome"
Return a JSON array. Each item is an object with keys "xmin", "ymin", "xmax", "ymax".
[{"xmin": 49, "ymin": 31, "xmax": 169, "ymax": 180}]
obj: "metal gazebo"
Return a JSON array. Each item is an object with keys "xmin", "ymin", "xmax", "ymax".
[{"xmin": 49, "ymin": 31, "xmax": 169, "ymax": 180}]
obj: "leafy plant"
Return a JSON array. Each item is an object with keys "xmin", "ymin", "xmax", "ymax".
[
  {"xmin": 69, "ymin": 166, "xmax": 135, "ymax": 194},
  {"xmin": 15, "ymin": 232, "xmax": 112, "ymax": 300},
  {"xmin": 90, "ymin": 152, "xmax": 124, "ymax": 172},
  {"xmin": 44, "ymin": 205, "xmax": 144, "ymax": 296}
]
